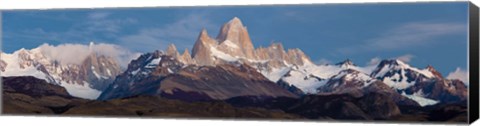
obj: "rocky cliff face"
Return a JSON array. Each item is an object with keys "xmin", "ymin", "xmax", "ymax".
[
  {"xmin": 191, "ymin": 29, "xmax": 217, "ymax": 66},
  {"xmin": 216, "ymin": 17, "xmax": 256, "ymax": 60}
]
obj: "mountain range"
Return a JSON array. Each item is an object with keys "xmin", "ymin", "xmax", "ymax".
[{"xmin": 1, "ymin": 17, "xmax": 468, "ymax": 109}]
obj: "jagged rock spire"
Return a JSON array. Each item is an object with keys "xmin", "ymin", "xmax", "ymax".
[
  {"xmin": 190, "ymin": 17, "xmax": 313, "ymax": 67},
  {"xmin": 216, "ymin": 17, "xmax": 256, "ymax": 59},
  {"xmin": 166, "ymin": 43, "xmax": 180, "ymax": 58},
  {"xmin": 192, "ymin": 28, "xmax": 216, "ymax": 66},
  {"xmin": 180, "ymin": 49, "xmax": 195, "ymax": 64}
]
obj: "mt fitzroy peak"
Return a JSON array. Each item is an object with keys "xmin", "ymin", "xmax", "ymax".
[
  {"xmin": 98, "ymin": 17, "xmax": 314, "ymax": 100},
  {"xmin": 191, "ymin": 17, "xmax": 313, "ymax": 66}
]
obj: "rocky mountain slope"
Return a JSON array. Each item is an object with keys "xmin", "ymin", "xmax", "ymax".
[{"xmin": 98, "ymin": 51, "xmax": 297, "ymax": 101}]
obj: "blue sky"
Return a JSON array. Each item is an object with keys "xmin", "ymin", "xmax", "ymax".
[{"xmin": 1, "ymin": 2, "xmax": 469, "ymax": 76}]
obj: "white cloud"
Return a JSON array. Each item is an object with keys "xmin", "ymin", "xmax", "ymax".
[
  {"xmin": 396, "ymin": 54, "xmax": 414, "ymax": 63},
  {"xmin": 367, "ymin": 57, "xmax": 381, "ymax": 66},
  {"xmin": 119, "ymin": 13, "xmax": 215, "ymax": 52},
  {"xmin": 88, "ymin": 12, "xmax": 110, "ymax": 20},
  {"xmin": 314, "ymin": 58, "xmax": 332, "ymax": 65},
  {"xmin": 338, "ymin": 22, "xmax": 466, "ymax": 54},
  {"xmin": 446, "ymin": 67, "xmax": 469, "ymax": 85},
  {"xmin": 38, "ymin": 42, "xmax": 140, "ymax": 68}
]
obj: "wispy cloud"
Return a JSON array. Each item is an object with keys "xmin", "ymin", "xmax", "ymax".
[
  {"xmin": 118, "ymin": 13, "xmax": 215, "ymax": 52},
  {"xmin": 5, "ymin": 11, "xmax": 136, "ymax": 44},
  {"xmin": 88, "ymin": 12, "xmax": 110, "ymax": 20},
  {"xmin": 338, "ymin": 22, "xmax": 466, "ymax": 54},
  {"xmin": 364, "ymin": 54, "xmax": 413, "ymax": 66},
  {"xmin": 38, "ymin": 42, "xmax": 140, "ymax": 68},
  {"xmin": 367, "ymin": 57, "xmax": 381, "ymax": 66},
  {"xmin": 395, "ymin": 54, "xmax": 414, "ymax": 63},
  {"xmin": 314, "ymin": 58, "xmax": 332, "ymax": 65},
  {"xmin": 446, "ymin": 67, "xmax": 469, "ymax": 85}
]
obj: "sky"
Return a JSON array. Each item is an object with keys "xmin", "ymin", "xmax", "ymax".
[{"xmin": 1, "ymin": 2, "xmax": 469, "ymax": 77}]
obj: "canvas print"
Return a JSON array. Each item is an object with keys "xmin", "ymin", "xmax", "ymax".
[{"xmin": 1, "ymin": 2, "xmax": 473, "ymax": 123}]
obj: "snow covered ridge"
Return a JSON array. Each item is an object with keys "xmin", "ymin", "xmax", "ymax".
[
  {"xmin": 0, "ymin": 42, "xmax": 128, "ymax": 99},
  {"xmin": 263, "ymin": 59, "xmax": 440, "ymax": 94}
]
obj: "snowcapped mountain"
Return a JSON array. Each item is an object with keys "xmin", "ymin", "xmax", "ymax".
[
  {"xmin": 369, "ymin": 59, "xmax": 467, "ymax": 103},
  {"xmin": 371, "ymin": 59, "xmax": 436, "ymax": 89},
  {"xmin": 95, "ymin": 17, "xmax": 467, "ymax": 106},
  {"xmin": 262, "ymin": 59, "xmax": 375, "ymax": 94},
  {"xmin": 317, "ymin": 69, "xmax": 376, "ymax": 93},
  {"xmin": 1, "ymin": 43, "xmax": 123, "ymax": 99}
]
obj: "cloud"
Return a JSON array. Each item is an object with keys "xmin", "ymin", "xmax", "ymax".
[
  {"xmin": 7, "ymin": 11, "xmax": 136, "ymax": 44},
  {"xmin": 367, "ymin": 57, "xmax": 381, "ymax": 66},
  {"xmin": 446, "ymin": 67, "xmax": 469, "ymax": 85},
  {"xmin": 365, "ymin": 55, "xmax": 412, "ymax": 66},
  {"xmin": 314, "ymin": 58, "xmax": 332, "ymax": 65},
  {"xmin": 395, "ymin": 54, "xmax": 414, "ymax": 63},
  {"xmin": 118, "ymin": 13, "xmax": 215, "ymax": 52},
  {"xmin": 78, "ymin": 12, "xmax": 137, "ymax": 34},
  {"xmin": 37, "ymin": 42, "xmax": 140, "ymax": 68},
  {"xmin": 338, "ymin": 22, "xmax": 466, "ymax": 54},
  {"xmin": 88, "ymin": 12, "xmax": 110, "ymax": 20}
]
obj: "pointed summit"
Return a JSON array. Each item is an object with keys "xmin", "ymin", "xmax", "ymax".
[
  {"xmin": 286, "ymin": 48, "xmax": 313, "ymax": 66},
  {"xmin": 192, "ymin": 28, "xmax": 216, "ymax": 66},
  {"xmin": 182, "ymin": 49, "xmax": 192, "ymax": 58},
  {"xmin": 216, "ymin": 17, "xmax": 256, "ymax": 59},
  {"xmin": 166, "ymin": 43, "xmax": 180, "ymax": 58},
  {"xmin": 180, "ymin": 49, "xmax": 195, "ymax": 64},
  {"xmin": 335, "ymin": 59, "xmax": 356, "ymax": 67},
  {"xmin": 227, "ymin": 17, "xmax": 244, "ymax": 27},
  {"xmin": 426, "ymin": 65, "xmax": 443, "ymax": 78},
  {"xmin": 199, "ymin": 28, "xmax": 209, "ymax": 38}
]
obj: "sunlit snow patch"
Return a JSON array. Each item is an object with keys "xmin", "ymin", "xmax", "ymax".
[
  {"xmin": 401, "ymin": 91, "xmax": 439, "ymax": 107},
  {"xmin": 61, "ymin": 81, "xmax": 102, "ymax": 100}
]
